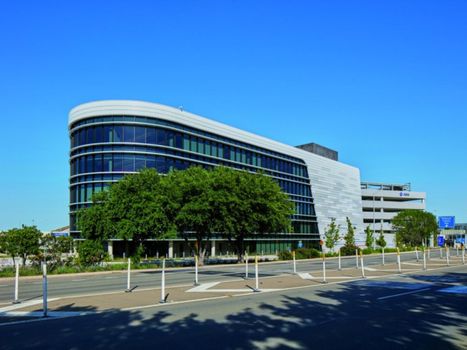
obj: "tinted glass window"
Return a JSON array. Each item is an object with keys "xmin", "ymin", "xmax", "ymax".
[
  {"xmin": 135, "ymin": 127, "xmax": 145, "ymax": 143},
  {"xmin": 113, "ymin": 154, "xmax": 123, "ymax": 171},
  {"xmin": 123, "ymin": 126, "xmax": 135, "ymax": 142},
  {"xmin": 114, "ymin": 126, "xmax": 123, "ymax": 142},
  {"xmin": 147, "ymin": 127, "xmax": 156, "ymax": 144},
  {"xmin": 123, "ymin": 155, "xmax": 135, "ymax": 171}
]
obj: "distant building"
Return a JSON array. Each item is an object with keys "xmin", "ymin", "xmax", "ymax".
[
  {"xmin": 361, "ymin": 182, "xmax": 426, "ymax": 247},
  {"xmin": 295, "ymin": 143, "xmax": 338, "ymax": 161}
]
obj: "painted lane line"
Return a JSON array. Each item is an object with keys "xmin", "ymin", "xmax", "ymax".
[
  {"xmin": 0, "ymin": 298, "xmax": 59, "ymax": 312},
  {"xmin": 187, "ymin": 282, "xmax": 221, "ymax": 292},
  {"xmin": 297, "ymin": 273, "xmax": 314, "ymax": 280},
  {"xmin": 377, "ymin": 288, "xmax": 431, "ymax": 301},
  {"xmin": 71, "ymin": 279, "xmax": 88, "ymax": 282},
  {"xmin": 437, "ymin": 286, "xmax": 467, "ymax": 294},
  {"xmin": 364, "ymin": 267, "xmax": 378, "ymax": 271}
]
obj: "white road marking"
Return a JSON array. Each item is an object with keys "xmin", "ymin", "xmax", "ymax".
[
  {"xmin": 71, "ymin": 279, "xmax": 88, "ymax": 282},
  {"xmin": 186, "ymin": 282, "xmax": 281, "ymax": 293},
  {"xmin": 377, "ymin": 288, "xmax": 431, "ymax": 300},
  {"xmin": 297, "ymin": 273, "xmax": 314, "ymax": 280},
  {"xmin": 364, "ymin": 267, "xmax": 378, "ymax": 271},
  {"xmin": 0, "ymin": 298, "xmax": 59, "ymax": 312},
  {"xmin": 104, "ymin": 276, "xmax": 118, "ymax": 279}
]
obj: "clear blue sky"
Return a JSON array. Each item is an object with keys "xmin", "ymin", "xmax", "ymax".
[{"xmin": 0, "ymin": 1, "xmax": 466, "ymax": 231}]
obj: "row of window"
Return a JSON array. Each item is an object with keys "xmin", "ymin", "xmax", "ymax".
[
  {"xmin": 71, "ymin": 124, "xmax": 308, "ymax": 177},
  {"xmin": 70, "ymin": 115, "xmax": 304, "ymax": 164}
]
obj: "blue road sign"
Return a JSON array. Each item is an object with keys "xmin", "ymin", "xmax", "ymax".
[
  {"xmin": 455, "ymin": 237, "xmax": 465, "ymax": 244},
  {"xmin": 437, "ymin": 236, "xmax": 445, "ymax": 247},
  {"xmin": 52, "ymin": 232, "xmax": 69, "ymax": 237},
  {"xmin": 438, "ymin": 216, "xmax": 455, "ymax": 229}
]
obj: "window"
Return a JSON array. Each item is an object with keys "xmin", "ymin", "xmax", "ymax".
[
  {"xmin": 94, "ymin": 154, "xmax": 103, "ymax": 172},
  {"xmin": 113, "ymin": 126, "xmax": 123, "ymax": 142},
  {"xmin": 103, "ymin": 154, "xmax": 113, "ymax": 172},
  {"xmin": 86, "ymin": 127, "xmax": 94, "ymax": 144},
  {"xmin": 113, "ymin": 154, "xmax": 123, "ymax": 171},
  {"xmin": 147, "ymin": 127, "xmax": 156, "ymax": 144},
  {"xmin": 123, "ymin": 126, "xmax": 135, "ymax": 142},
  {"xmin": 135, "ymin": 156, "xmax": 146, "ymax": 171},
  {"xmin": 123, "ymin": 155, "xmax": 135, "ymax": 171},
  {"xmin": 104, "ymin": 126, "xmax": 113, "ymax": 142}
]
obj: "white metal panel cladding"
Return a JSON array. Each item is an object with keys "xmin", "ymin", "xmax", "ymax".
[{"xmin": 70, "ymin": 100, "xmax": 365, "ymax": 238}]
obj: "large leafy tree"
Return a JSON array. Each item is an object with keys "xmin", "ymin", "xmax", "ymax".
[
  {"xmin": 324, "ymin": 218, "xmax": 340, "ymax": 252},
  {"xmin": 0, "ymin": 225, "xmax": 42, "ymax": 266},
  {"xmin": 212, "ymin": 167, "xmax": 294, "ymax": 262},
  {"xmin": 77, "ymin": 169, "xmax": 174, "ymax": 258},
  {"xmin": 392, "ymin": 210, "xmax": 437, "ymax": 247},
  {"xmin": 164, "ymin": 166, "xmax": 220, "ymax": 264}
]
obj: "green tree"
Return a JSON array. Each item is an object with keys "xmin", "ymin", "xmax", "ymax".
[
  {"xmin": 324, "ymin": 219, "xmax": 340, "ymax": 252},
  {"xmin": 77, "ymin": 169, "xmax": 174, "ymax": 259},
  {"xmin": 0, "ymin": 225, "xmax": 42, "ymax": 266},
  {"xmin": 375, "ymin": 228, "xmax": 387, "ymax": 249},
  {"xmin": 392, "ymin": 210, "xmax": 437, "ymax": 247},
  {"xmin": 364, "ymin": 225, "xmax": 374, "ymax": 249},
  {"xmin": 341, "ymin": 217, "xmax": 358, "ymax": 255},
  {"xmin": 36, "ymin": 235, "xmax": 73, "ymax": 267},
  {"xmin": 212, "ymin": 167, "xmax": 293, "ymax": 262},
  {"xmin": 165, "ymin": 167, "xmax": 221, "ymax": 264}
]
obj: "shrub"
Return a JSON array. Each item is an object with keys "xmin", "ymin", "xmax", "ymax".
[
  {"xmin": 295, "ymin": 248, "xmax": 321, "ymax": 259},
  {"xmin": 77, "ymin": 240, "xmax": 108, "ymax": 266},
  {"xmin": 278, "ymin": 251, "xmax": 293, "ymax": 260},
  {"xmin": 340, "ymin": 244, "xmax": 359, "ymax": 256}
]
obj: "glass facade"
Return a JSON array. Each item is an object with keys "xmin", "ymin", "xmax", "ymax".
[{"xmin": 69, "ymin": 115, "xmax": 319, "ymax": 242}]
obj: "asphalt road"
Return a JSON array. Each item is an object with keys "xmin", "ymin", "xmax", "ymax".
[
  {"xmin": 0, "ymin": 249, "xmax": 453, "ymax": 304},
  {"xmin": 1, "ymin": 264, "xmax": 466, "ymax": 349}
]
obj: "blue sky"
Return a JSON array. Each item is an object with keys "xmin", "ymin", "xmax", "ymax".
[{"xmin": 0, "ymin": 0, "xmax": 466, "ymax": 231}]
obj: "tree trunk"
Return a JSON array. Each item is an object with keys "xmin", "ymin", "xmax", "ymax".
[
  {"xmin": 22, "ymin": 254, "xmax": 26, "ymax": 267},
  {"xmin": 236, "ymin": 236, "xmax": 245, "ymax": 263},
  {"xmin": 196, "ymin": 237, "xmax": 208, "ymax": 266}
]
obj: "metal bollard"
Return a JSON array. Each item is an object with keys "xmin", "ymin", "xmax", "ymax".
[
  {"xmin": 245, "ymin": 254, "xmax": 249, "ymax": 279},
  {"xmin": 42, "ymin": 262, "xmax": 48, "ymax": 317},
  {"xmin": 382, "ymin": 247, "xmax": 385, "ymax": 266},
  {"xmin": 194, "ymin": 255, "xmax": 199, "ymax": 286},
  {"xmin": 254, "ymin": 255, "xmax": 260, "ymax": 292},
  {"xmin": 321, "ymin": 252, "xmax": 327, "ymax": 283},
  {"xmin": 397, "ymin": 248, "xmax": 402, "ymax": 273},
  {"xmin": 13, "ymin": 263, "xmax": 20, "ymax": 304},
  {"xmin": 125, "ymin": 258, "xmax": 131, "ymax": 292},
  {"xmin": 160, "ymin": 258, "xmax": 166, "ymax": 303},
  {"xmin": 292, "ymin": 251, "xmax": 297, "ymax": 274},
  {"xmin": 423, "ymin": 248, "xmax": 427, "ymax": 271},
  {"xmin": 338, "ymin": 248, "xmax": 342, "ymax": 271},
  {"xmin": 360, "ymin": 251, "xmax": 365, "ymax": 278},
  {"xmin": 355, "ymin": 249, "xmax": 359, "ymax": 269}
]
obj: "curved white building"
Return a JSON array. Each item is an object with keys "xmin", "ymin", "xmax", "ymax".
[{"xmin": 69, "ymin": 100, "xmax": 364, "ymax": 256}]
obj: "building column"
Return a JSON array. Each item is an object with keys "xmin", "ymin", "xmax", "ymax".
[
  {"xmin": 107, "ymin": 240, "xmax": 113, "ymax": 259},
  {"xmin": 211, "ymin": 241, "xmax": 216, "ymax": 257},
  {"xmin": 168, "ymin": 240, "xmax": 174, "ymax": 258}
]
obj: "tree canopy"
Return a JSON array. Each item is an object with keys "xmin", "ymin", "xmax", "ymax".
[
  {"xmin": 0, "ymin": 225, "xmax": 42, "ymax": 265},
  {"xmin": 324, "ymin": 218, "xmax": 340, "ymax": 252},
  {"xmin": 392, "ymin": 210, "xmax": 437, "ymax": 247},
  {"xmin": 76, "ymin": 166, "xmax": 293, "ymax": 263}
]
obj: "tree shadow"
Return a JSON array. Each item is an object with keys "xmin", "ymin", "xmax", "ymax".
[{"xmin": 1, "ymin": 273, "xmax": 466, "ymax": 350}]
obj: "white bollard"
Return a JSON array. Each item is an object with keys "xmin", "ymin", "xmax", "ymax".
[
  {"xmin": 456, "ymin": 247, "xmax": 459, "ymax": 257},
  {"xmin": 125, "ymin": 258, "xmax": 131, "ymax": 292},
  {"xmin": 338, "ymin": 248, "xmax": 342, "ymax": 271},
  {"xmin": 322, "ymin": 253, "xmax": 327, "ymax": 283},
  {"xmin": 245, "ymin": 254, "xmax": 249, "ymax": 279},
  {"xmin": 446, "ymin": 247, "xmax": 450, "ymax": 266},
  {"xmin": 13, "ymin": 263, "xmax": 20, "ymax": 304},
  {"xmin": 360, "ymin": 251, "xmax": 365, "ymax": 278},
  {"xmin": 160, "ymin": 258, "xmax": 166, "ymax": 303},
  {"xmin": 194, "ymin": 255, "xmax": 199, "ymax": 286},
  {"xmin": 440, "ymin": 248, "xmax": 443, "ymax": 259},
  {"xmin": 397, "ymin": 248, "xmax": 402, "ymax": 273},
  {"xmin": 462, "ymin": 247, "xmax": 465, "ymax": 265},
  {"xmin": 423, "ymin": 248, "xmax": 427, "ymax": 271},
  {"xmin": 292, "ymin": 251, "xmax": 297, "ymax": 274},
  {"xmin": 254, "ymin": 255, "xmax": 260, "ymax": 291},
  {"xmin": 382, "ymin": 247, "xmax": 385, "ymax": 266},
  {"xmin": 355, "ymin": 249, "xmax": 359, "ymax": 269},
  {"xmin": 427, "ymin": 248, "xmax": 431, "ymax": 260},
  {"xmin": 415, "ymin": 247, "xmax": 419, "ymax": 262},
  {"xmin": 42, "ymin": 262, "xmax": 48, "ymax": 317}
]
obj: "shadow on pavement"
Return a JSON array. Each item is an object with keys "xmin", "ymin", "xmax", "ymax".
[{"xmin": 1, "ymin": 272, "xmax": 466, "ymax": 350}]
